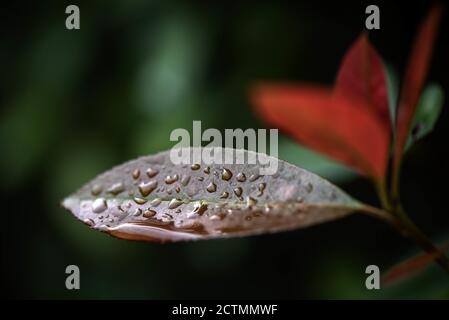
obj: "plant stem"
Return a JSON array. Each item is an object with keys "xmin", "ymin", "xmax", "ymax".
[
  {"xmin": 393, "ymin": 205, "xmax": 449, "ymax": 273},
  {"xmin": 372, "ymin": 180, "xmax": 449, "ymax": 275},
  {"xmin": 375, "ymin": 179, "xmax": 392, "ymax": 211},
  {"xmin": 390, "ymin": 163, "xmax": 401, "ymax": 210}
]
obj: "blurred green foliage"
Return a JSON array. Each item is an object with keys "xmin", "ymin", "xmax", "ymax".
[{"xmin": 1, "ymin": 0, "xmax": 448, "ymax": 299}]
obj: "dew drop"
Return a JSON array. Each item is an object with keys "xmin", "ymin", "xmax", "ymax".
[
  {"xmin": 198, "ymin": 177, "xmax": 204, "ymax": 182},
  {"xmin": 236, "ymin": 172, "xmax": 246, "ymax": 182},
  {"xmin": 220, "ymin": 191, "xmax": 229, "ymax": 199},
  {"xmin": 246, "ymin": 196, "xmax": 257, "ymax": 207},
  {"xmin": 221, "ymin": 168, "xmax": 232, "ymax": 181},
  {"xmin": 168, "ymin": 198, "xmax": 183, "ymax": 209},
  {"xmin": 209, "ymin": 214, "xmax": 221, "ymax": 221},
  {"xmin": 193, "ymin": 200, "xmax": 208, "ymax": 215},
  {"xmin": 139, "ymin": 181, "xmax": 157, "ymax": 197},
  {"xmin": 245, "ymin": 216, "xmax": 252, "ymax": 221},
  {"xmin": 107, "ymin": 182, "xmax": 125, "ymax": 195},
  {"xmin": 132, "ymin": 208, "xmax": 142, "ymax": 216},
  {"xmin": 149, "ymin": 198, "xmax": 162, "ymax": 207},
  {"xmin": 83, "ymin": 218, "xmax": 95, "ymax": 226},
  {"xmin": 257, "ymin": 182, "xmax": 266, "ymax": 196},
  {"xmin": 146, "ymin": 168, "xmax": 159, "ymax": 178},
  {"xmin": 233, "ymin": 187, "xmax": 243, "ymax": 197},
  {"xmin": 92, "ymin": 198, "xmax": 107, "ymax": 213},
  {"xmin": 181, "ymin": 175, "xmax": 191, "ymax": 186},
  {"xmin": 133, "ymin": 197, "xmax": 147, "ymax": 205},
  {"xmin": 165, "ymin": 174, "xmax": 178, "ymax": 184},
  {"xmin": 132, "ymin": 169, "xmax": 140, "ymax": 179},
  {"xmin": 191, "ymin": 164, "xmax": 200, "ymax": 170},
  {"xmin": 203, "ymin": 166, "xmax": 210, "ymax": 174},
  {"xmin": 206, "ymin": 182, "xmax": 217, "ymax": 193},
  {"xmin": 91, "ymin": 184, "xmax": 103, "ymax": 196},
  {"xmin": 249, "ymin": 174, "xmax": 260, "ymax": 182},
  {"xmin": 143, "ymin": 209, "xmax": 157, "ymax": 218},
  {"xmin": 175, "ymin": 186, "xmax": 181, "ymax": 193},
  {"xmin": 175, "ymin": 209, "xmax": 182, "ymax": 213}
]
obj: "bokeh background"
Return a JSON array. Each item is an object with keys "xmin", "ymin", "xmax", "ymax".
[{"xmin": 1, "ymin": 0, "xmax": 448, "ymax": 299}]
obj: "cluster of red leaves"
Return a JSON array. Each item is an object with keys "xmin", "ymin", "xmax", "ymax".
[{"xmin": 252, "ymin": 4, "xmax": 442, "ymax": 185}]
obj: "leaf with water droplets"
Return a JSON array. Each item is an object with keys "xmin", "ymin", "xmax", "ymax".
[{"xmin": 62, "ymin": 147, "xmax": 364, "ymax": 243}]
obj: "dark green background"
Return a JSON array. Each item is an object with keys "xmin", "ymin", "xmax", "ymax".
[{"xmin": 1, "ymin": 0, "xmax": 448, "ymax": 299}]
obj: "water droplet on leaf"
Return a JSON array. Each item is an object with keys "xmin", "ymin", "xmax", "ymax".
[
  {"xmin": 191, "ymin": 164, "xmax": 200, "ymax": 170},
  {"xmin": 236, "ymin": 173, "xmax": 246, "ymax": 182},
  {"xmin": 139, "ymin": 181, "xmax": 157, "ymax": 197},
  {"xmin": 249, "ymin": 174, "xmax": 260, "ymax": 182},
  {"xmin": 150, "ymin": 198, "xmax": 162, "ymax": 207},
  {"xmin": 221, "ymin": 168, "xmax": 233, "ymax": 181},
  {"xmin": 234, "ymin": 187, "xmax": 243, "ymax": 197},
  {"xmin": 92, "ymin": 198, "xmax": 107, "ymax": 213},
  {"xmin": 146, "ymin": 168, "xmax": 159, "ymax": 178},
  {"xmin": 168, "ymin": 198, "xmax": 183, "ymax": 209},
  {"xmin": 165, "ymin": 174, "xmax": 178, "ymax": 184},
  {"xmin": 134, "ymin": 197, "xmax": 147, "ymax": 205},
  {"xmin": 91, "ymin": 184, "xmax": 102, "ymax": 196},
  {"xmin": 132, "ymin": 169, "xmax": 140, "ymax": 179},
  {"xmin": 83, "ymin": 218, "xmax": 95, "ymax": 226},
  {"xmin": 107, "ymin": 182, "xmax": 125, "ymax": 195},
  {"xmin": 220, "ymin": 191, "xmax": 229, "ymax": 199},
  {"xmin": 181, "ymin": 175, "xmax": 191, "ymax": 186},
  {"xmin": 206, "ymin": 182, "xmax": 217, "ymax": 193},
  {"xmin": 143, "ymin": 209, "xmax": 156, "ymax": 218}
]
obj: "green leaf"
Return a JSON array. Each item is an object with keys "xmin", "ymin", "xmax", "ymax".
[
  {"xmin": 406, "ymin": 83, "xmax": 444, "ymax": 150},
  {"xmin": 62, "ymin": 147, "xmax": 362, "ymax": 243}
]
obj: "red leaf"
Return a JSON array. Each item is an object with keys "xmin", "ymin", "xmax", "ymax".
[
  {"xmin": 335, "ymin": 34, "xmax": 390, "ymax": 130},
  {"xmin": 382, "ymin": 242, "xmax": 449, "ymax": 286},
  {"xmin": 393, "ymin": 4, "xmax": 443, "ymax": 171},
  {"xmin": 251, "ymin": 85, "xmax": 389, "ymax": 180}
]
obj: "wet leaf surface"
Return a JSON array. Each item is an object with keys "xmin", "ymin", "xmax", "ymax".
[{"xmin": 62, "ymin": 148, "xmax": 362, "ymax": 242}]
